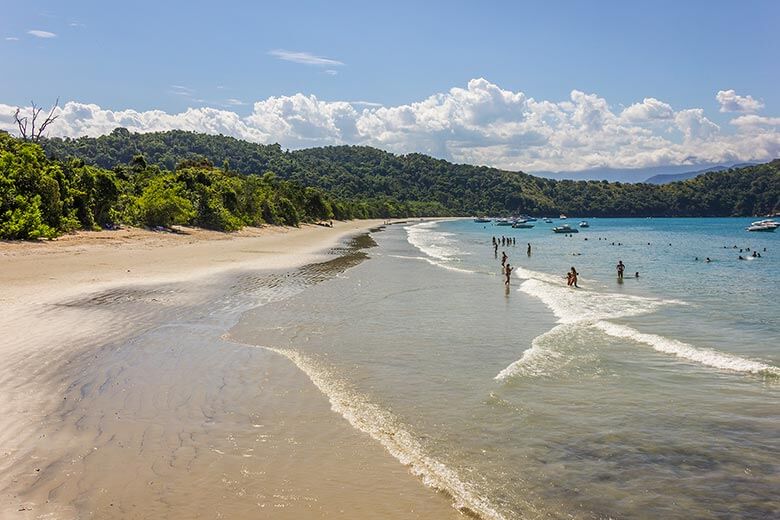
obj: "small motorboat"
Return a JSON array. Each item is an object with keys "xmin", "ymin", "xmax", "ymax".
[
  {"xmin": 553, "ymin": 224, "xmax": 578, "ymax": 234},
  {"xmin": 495, "ymin": 218, "xmax": 514, "ymax": 226},
  {"xmin": 473, "ymin": 216, "xmax": 491, "ymax": 223},
  {"xmin": 747, "ymin": 219, "xmax": 778, "ymax": 232},
  {"xmin": 543, "ymin": 218, "xmax": 553, "ymax": 224},
  {"xmin": 521, "ymin": 215, "xmax": 537, "ymax": 222},
  {"xmin": 559, "ymin": 214, "xmax": 568, "ymax": 220},
  {"xmin": 512, "ymin": 222, "xmax": 534, "ymax": 229},
  {"xmin": 579, "ymin": 221, "xmax": 590, "ymax": 228}
]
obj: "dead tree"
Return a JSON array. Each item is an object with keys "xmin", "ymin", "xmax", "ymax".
[{"xmin": 14, "ymin": 98, "xmax": 59, "ymax": 142}]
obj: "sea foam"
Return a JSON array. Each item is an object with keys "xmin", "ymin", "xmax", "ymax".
[
  {"xmin": 497, "ymin": 266, "xmax": 779, "ymax": 379},
  {"xmin": 593, "ymin": 321, "xmax": 780, "ymax": 377},
  {"xmin": 265, "ymin": 346, "xmax": 509, "ymax": 520},
  {"xmin": 406, "ymin": 222, "xmax": 465, "ymax": 262}
]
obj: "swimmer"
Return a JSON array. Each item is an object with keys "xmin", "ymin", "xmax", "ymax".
[{"xmin": 635, "ymin": 272, "xmax": 639, "ymax": 278}]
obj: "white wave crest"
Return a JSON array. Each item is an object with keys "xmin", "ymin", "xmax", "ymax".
[
  {"xmin": 266, "ymin": 347, "xmax": 509, "ymax": 520},
  {"xmin": 499, "ymin": 266, "xmax": 774, "ymax": 379},
  {"xmin": 495, "ymin": 325, "xmax": 569, "ymax": 380},
  {"xmin": 519, "ymin": 278, "xmax": 668, "ymax": 324},
  {"xmin": 593, "ymin": 321, "xmax": 780, "ymax": 377},
  {"xmin": 406, "ymin": 222, "xmax": 464, "ymax": 263}
]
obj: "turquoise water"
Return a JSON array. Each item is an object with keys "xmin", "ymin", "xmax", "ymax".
[{"xmin": 235, "ymin": 218, "xmax": 779, "ymax": 519}]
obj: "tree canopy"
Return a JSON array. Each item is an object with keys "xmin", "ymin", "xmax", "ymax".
[{"xmin": 2, "ymin": 128, "xmax": 777, "ymax": 239}]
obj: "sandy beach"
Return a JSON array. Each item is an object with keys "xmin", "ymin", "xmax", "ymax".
[{"xmin": 0, "ymin": 221, "xmax": 459, "ymax": 519}]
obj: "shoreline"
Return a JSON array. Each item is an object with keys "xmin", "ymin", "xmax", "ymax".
[{"xmin": 0, "ymin": 219, "xmax": 460, "ymax": 518}]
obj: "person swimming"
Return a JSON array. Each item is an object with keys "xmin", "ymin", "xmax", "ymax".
[{"xmin": 635, "ymin": 272, "xmax": 639, "ymax": 278}]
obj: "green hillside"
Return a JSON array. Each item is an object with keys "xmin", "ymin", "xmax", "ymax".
[{"xmin": 41, "ymin": 129, "xmax": 780, "ymax": 219}]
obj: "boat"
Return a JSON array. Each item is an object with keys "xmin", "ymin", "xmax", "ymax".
[
  {"xmin": 553, "ymin": 224, "xmax": 578, "ymax": 234},
  {"xmin": 746, "ymin": 219, "xmax": 779, "ymax": 232},
  {"xmin": 543, "ymin": 218, "xmax": 553, "ymax": 224},
  {"xmin": 520, "ymin": 215, "xmax": 537, "ymax": 222},
  {"xmin": 579, "ymin": 221, "xmax": 590, "ymax": 228},
  {"xmin": 473, "ymin": 216, "xmax": 491, "ymax": 223},
  {"xmin": 559, "ymin": 214, "xmax": 568, "ymax": 219},
  {"xmin": 512, "ymin": 222, "xmax": 534, "ymax": 229},
  {"xmin": 495, "ymin": 218, "xmax": 514, "ymax": 226}
]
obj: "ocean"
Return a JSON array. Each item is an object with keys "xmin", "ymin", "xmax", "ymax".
[{"xmin": 231, "ymin": 217, "xmax": 779, "ymax": 519}]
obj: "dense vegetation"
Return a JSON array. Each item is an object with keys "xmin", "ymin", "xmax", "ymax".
[
  {"xmin": 1, "ymin": 131, "xmax": 424, "ymax": 240},
  {"xmin": 43, "ymin": 129, "xmax": 779, "ymax": 219},
  {"xmin": 3, "ymin": 128, "xmax": 778, "ymax": 239}
]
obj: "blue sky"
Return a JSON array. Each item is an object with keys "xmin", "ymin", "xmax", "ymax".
[{"xmin": 1, "ymin": 1, "xmax": 779, "ymax": 176}]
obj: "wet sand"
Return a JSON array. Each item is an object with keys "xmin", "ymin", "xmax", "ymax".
[{"xmin": 0, "ymin": 222, "xmax": 459, "ymax": 519}]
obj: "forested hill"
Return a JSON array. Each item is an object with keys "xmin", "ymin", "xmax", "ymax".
[{"xmin": 42, "ymin": 128, "xmax": 780, "ymax": 218}]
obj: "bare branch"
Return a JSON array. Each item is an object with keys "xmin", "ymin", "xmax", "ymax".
[
  {"xmin": 36, "ymin": 97, "xmax": 60, "ymax": 140},
  {"xmin": 14, "ymin": 98, "xmax": 60, "ymax": 142},
  {"xmin": 13, "ymin": 108, "xmax": 29, "ymax": 140}
]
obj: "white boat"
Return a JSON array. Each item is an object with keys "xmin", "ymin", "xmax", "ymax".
[
  {"xmin": 747, "ymin": 219, "xmax": 778, "ymax": 232},
  {"xmin": 512, "ymin": 222, "xmax": 534, "ymax": 229},
  {"xmin": 559, "ymin": 214, "xmax": 568, "ymax": 219},
  {"xmin": 473, "ymin": 217, "xmax": 491, "ymax": 223},
  {"xmin": 495, "ymin": 218, "xmax": 514, "ymax": 226},
  {"xmin": 579, "ymin": 221, "xmax": 590, "ymax": 228},
  {"xmin": 543, "ymin": 218, "xmax": 553, "ymax": 223},
  {"xmin": 553, "ymin": 224, "xmax": 578, "ymax": 234}
]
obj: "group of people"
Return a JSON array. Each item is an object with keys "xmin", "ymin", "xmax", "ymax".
[
  {"xmin": 492, "ymin": 235, "xmax": 516, "ymax": 255},
  {"xmin": 492, "ymin": 237, "xmax": 640, "ymax": 289}
]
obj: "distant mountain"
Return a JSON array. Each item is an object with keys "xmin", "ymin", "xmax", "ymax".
[
  {"xmin": 643, "ymin": 163, "xmax": 759, "ymax": 184},
  {"xmin": 532, "ymin": 164, "xmax": 697, "ymax": 183}
]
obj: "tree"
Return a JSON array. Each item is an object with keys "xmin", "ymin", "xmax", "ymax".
[{"xmin": 14, "ymin": 99, "xmax": 60, "ymax": 143}]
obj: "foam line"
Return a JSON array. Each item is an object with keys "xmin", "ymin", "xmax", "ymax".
[
  {"xmin": 593, "ymin": 321, "xmax": 780, "ymax": 377},
  {"xmin": 265, "ymin": 346, "xmax": 509, "ymax": 520},
  {"xmin": 495, "ymin": 325, "xmax": 568, "ymax": 380}
]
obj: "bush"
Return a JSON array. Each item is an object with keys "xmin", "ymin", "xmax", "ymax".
[{"xmin": 137, "ymin": 177, "xmax": 195, "ymax": 227}]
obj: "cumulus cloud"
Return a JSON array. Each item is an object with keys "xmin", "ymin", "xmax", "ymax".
[
  {"xmin": 621, "ymin": 97, "xmax": 674, "ymax": 122},
  {"xmin": 716, "ymin": 89, "xmax": 764, "ymax": 113},
  {"xmin": 1, "ymin": 79, "xmax": 778, "ymax": 172},
  {"xmin": 268, "ymin": 49, "xmax": 344, "ymax": 67},
  {"xmin": 28, "ymin": 30, "xmax": 56, "ymax": 38}
]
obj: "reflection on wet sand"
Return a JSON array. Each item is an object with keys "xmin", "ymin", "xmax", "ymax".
[{"xmin": 1, "ymin": 230, "xmax": 458, "ymax": 519}]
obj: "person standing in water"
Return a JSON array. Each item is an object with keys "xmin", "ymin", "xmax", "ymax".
[
  {"xmin": 527, "ymin": 243, "xmax": 531, "ymax": 256},
  {"xmin": 570, "ymin": 267, "xmax": 579, "ymax": 288},
  {"xmin": 505, "ymin": 263, "xmax": 513, "ymax": 285},
  {"xmin": 616, "ymin": 260, "xmax": 625, "ymax": 280},
  {"xmin": 501, "ymin": 251, "xmax": 508, "ymax": 269}
]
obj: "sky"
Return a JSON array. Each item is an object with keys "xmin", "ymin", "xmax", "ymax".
[{"xmin": 1, "ymin": 0, "xmax": 779, "ymax": 177}]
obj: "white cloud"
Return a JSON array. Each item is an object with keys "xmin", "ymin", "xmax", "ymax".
[
  {"xmin": 28, "ymin": 30, "xmax": 56, "ymax": 38},
  {"xmin": 169, "ymin": 85, "xmax": 195, "ymax": 97},
  {"xmin": 224, "ymin": 98, "xmax": 245, "ymax": 106},
  {"xmin": 716, "ymin": 89, "xmax": 764, "ymax": 113},
  {"xmin": 268, "ymin": 49, "xmax": 344, "ymax": 67},
  {"xmin": 1, "ymin": 79, "xmax": 778, "ymax": 173},
  {"xmin": 324, "ymin": 69, "xmax": 338, "ymax": 76},
  {"xmin": 621, "ymin": 97, "xmax": 674, "ymax": 122},
  {"xmin": 5, "ymin": 37, "xmax": 19, "ymax": 41}
]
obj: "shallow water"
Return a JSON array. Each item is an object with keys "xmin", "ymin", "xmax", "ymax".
[
  {"xmin": 1, "ymin": 236, "xmax": 459, "ymax": 519},
  {"xmin": 233, "ymin": 218, "xmax": 779, "ymax": 519}
]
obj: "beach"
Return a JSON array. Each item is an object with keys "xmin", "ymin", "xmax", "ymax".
[{"xmin": 0, "ymin": 221, "xmax": 459, "ymax": 519}]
